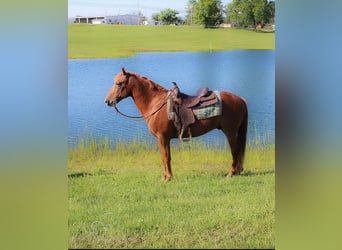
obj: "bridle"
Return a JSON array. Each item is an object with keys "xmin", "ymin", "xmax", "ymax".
[
  {"xmin": 111, "ymin": 73, "xmax": 168, "ymax": 120},
  {"xmin": 113, "ymin": 72, "xmax": 130, "ymax": 102}
]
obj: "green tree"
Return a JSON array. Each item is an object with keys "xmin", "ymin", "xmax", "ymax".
[
  {"xmin": 185, "ymin": 0, "xmax": 198, "ymax": 25},
  {"xmin": 252, "ymin": 0, "xmax": 270, "ymax": 27},
  {"xmin": 267, "ymin": 1, "xmax": 275, "ymax": 24},
  {"xmin": 194, "ymin": 0, "xmax": 223, "ymax": 28},
  {"xmin": 151, "ymin": 13, "xmax": 160, "ymax": 22},
  {"xmin": 227, "ymin": 0, "xmax": 252, "ymax": 28},
  {"xmin": 226, "ymin": 0, "xmax": 274, "ymax": 30},
  {"xmin": 158, "ymin": 8, "xmax": 181, "ymax": 25}
]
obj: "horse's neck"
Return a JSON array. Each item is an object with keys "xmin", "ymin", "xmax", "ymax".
[{"xmin": 131, "ymin": 77, "xmax": 167, "ymax": 116}]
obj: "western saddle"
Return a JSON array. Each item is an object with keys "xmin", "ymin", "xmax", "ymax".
[{"xmin": 167, "ymin": 82, "xmax": 219, "ymax": 141}]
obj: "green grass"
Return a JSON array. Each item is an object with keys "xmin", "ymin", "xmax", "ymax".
[
  {"xmin": 68, "ymin": 139, "xmax": 274, "ymax": 248},
  {"xmin": 68, "ymin": 24, "xmax": 275, "ymax": 59},
  {"xmin": 69, "ymin": 22, "xmax": 275, "ymax": 248}
]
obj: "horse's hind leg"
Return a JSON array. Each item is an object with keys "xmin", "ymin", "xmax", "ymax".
[
  {"xmin": 157, "ymin": 136, "xmax": 173, "ymax": 182},
  {"xmin": 228, "ymin": 139, "xmax": 242, "ymax": 176},
  {"xmin": 225, "ymin": 122, "xmax": 247, "ymax": 176},
  {"xmin": 224, "ymin": 131, "xmax": 243, "ymax": 177},
  {"xmin": 220, "ymin": 94, "xmax": 248, "ymax": 177}
]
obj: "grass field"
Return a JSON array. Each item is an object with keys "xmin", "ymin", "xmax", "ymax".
[
  {"xmin": 68, "ymin": 24, "xmax": 274, "ymax": 248},
  {"xmin": 68, "ymin": 139, "xmax": 275, "ymax": 248},
  {"xmin": 68, "ymin": 24, "xmax": 275, "ymax": 59}
]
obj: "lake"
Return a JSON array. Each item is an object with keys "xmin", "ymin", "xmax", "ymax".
[{"xmin": 68, "ymin": 50, "xmax": 274, "ymax": 147}]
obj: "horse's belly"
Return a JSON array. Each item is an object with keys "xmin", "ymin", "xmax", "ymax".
[{"xmin": 190, "ymin": 118, "xmax": 221, "ymax": 137}]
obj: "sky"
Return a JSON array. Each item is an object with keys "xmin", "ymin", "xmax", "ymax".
[{"xmin": 68, "ymin": 0, "xmax": 232, "ymax": 19}]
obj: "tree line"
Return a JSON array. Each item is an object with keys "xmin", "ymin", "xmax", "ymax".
[{"xmin": 150, "ymin": 0, "xmax": 275, "ymax": 29}]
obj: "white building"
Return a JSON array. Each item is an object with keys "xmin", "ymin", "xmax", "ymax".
[
  {"xmin": 70, "ymin": 15, "xmax": 140, "ymax": 25},
  {"xmin": 142, "ymin": 20, "xmax": 163, "ymax": 26}
]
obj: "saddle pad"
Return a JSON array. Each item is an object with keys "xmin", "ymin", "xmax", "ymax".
[{"xmin": 192, "ymin": 91, "xmax": 222, "ymax": 120}]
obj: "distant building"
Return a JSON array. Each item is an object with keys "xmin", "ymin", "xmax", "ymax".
[
  {"xmin": 73, "ymin": 16, "xmax": 105, "ymax": 24},
  {"xmin": 91, "ymin": 18, "xmax": 105, "ymax": 24},
  {"xmin": 105, "ymin": 15, "xmax": 140, "ymax": 25},
  {"xmin": 142, "ymin": 20, "xmax": 163, "ymax": 26},
  {"xmin": 69, "ymin": 15, "xmax": 140, "ymax": 25},
  {"xmin": 219, "ymin": 23, "xmax": 232, "ymax": 28}
]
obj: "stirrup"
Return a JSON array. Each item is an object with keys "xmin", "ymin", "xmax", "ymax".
[{"xmin": 179, "ymin": 128, "xmax": 192, "ymax": 142}]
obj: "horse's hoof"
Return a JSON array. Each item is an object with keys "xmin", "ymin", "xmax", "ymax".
[
  {"xmin": 228, "ymin": 169, "xmax": 235, "ymax": 177},
  {"xmin": 162, "ymin": 175, "xmax": 172, "ymax": 182}
]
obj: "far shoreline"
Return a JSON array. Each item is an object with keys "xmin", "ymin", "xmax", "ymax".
[{"xmin": 68, "ymin": 24, "xmax": 275, "ymax": 59}]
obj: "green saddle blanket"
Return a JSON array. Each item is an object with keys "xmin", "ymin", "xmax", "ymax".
[{"xmin": 192, "ymin": 91, "xmax": 222, "ymax": 120}]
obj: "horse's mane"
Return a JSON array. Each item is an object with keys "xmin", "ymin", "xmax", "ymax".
[{"xmin": 131, "ymin": 73, "xmax": 168, "ymax": 92}]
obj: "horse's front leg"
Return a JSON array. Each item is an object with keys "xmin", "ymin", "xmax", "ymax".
[{"xmin": 157, "ymin": 136, "xmax": 172, "ymax": 182}]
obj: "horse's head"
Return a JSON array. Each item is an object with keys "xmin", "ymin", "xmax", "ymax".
[{"xmin": 105, "ymin": 67, "xmax": 133, "ymax": 106}]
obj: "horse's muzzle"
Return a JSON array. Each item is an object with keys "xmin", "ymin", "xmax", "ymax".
[{"xmin": 105, "ymin": 98, "xmax": 116, "ymax": 107}]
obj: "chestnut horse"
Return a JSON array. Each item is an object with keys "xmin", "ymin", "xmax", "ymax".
[{"xmin": 105, "ymin": 68, "xmax": 248, "ymax": 181}]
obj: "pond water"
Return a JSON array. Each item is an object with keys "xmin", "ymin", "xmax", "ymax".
[{"xmin": 68, "ymin": 50, "xmax": 274, "ymax": 147}]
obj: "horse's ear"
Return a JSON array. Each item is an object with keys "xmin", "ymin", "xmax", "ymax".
[{"xmin": 122, "ymin": 67, "xmax": 127, "ymax": 75}]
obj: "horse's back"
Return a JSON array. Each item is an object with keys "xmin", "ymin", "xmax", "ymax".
[
  {"xmin": 219, "ymin": 91, "xmax": 248, "ymax": 124},
  {"xmin": 220, "ymin": 91, "xmax": 247, "ymax": 110}
]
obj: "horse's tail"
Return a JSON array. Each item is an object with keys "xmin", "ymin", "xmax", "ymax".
[{"xmin": 237, "ymin": 99, "xmax": 248, "ymax": 171}]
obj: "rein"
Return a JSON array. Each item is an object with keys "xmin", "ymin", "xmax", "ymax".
[{"xmin": 113, "ymin": 100, "xmax": 167, "ymax": 120}]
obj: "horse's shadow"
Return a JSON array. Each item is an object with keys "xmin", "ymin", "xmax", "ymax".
[
  {"xmin": 68, "ymin": 172, "xmax": 94, "ymax": 179},
  {"xmin": 218, "ymin": 169, "xmax": 275, "ymax": 178},
  {"xmin": 240, "ymin": 170, "xmax": 275, "ymax": 177},
  {"xmin": 68, "ymin": 170, "xmax": 274, "ymax": 180}
]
